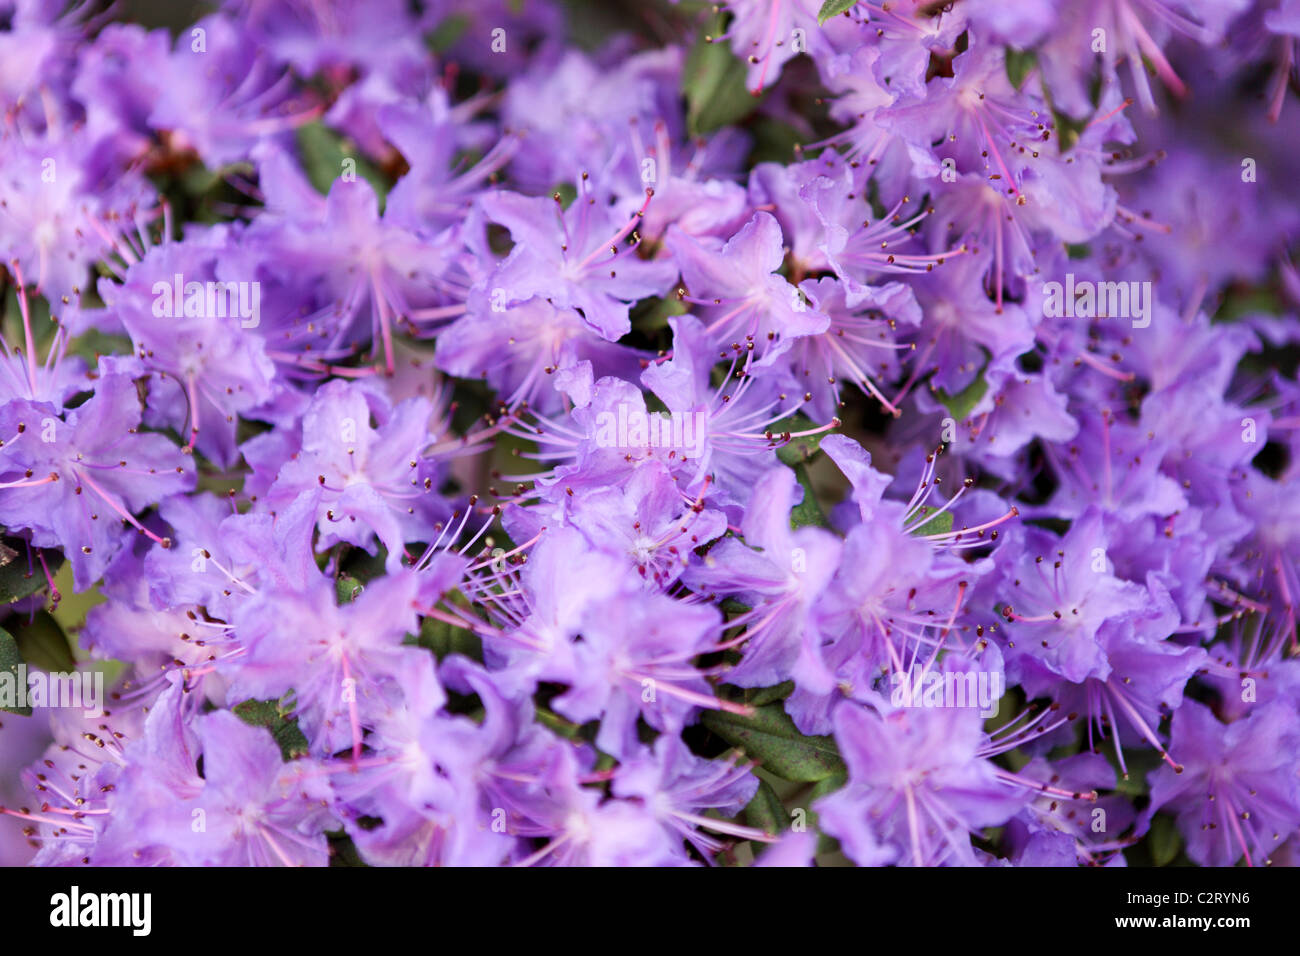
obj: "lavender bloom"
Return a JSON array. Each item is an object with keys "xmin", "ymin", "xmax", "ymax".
[
  {"xmin": 0, "ymin": 0, "xmax": 1295, "ymax": 872},
  {"xmin": 817, "ymin": 703, "xmax": 1028, "ymax": 867},
  {"xmin": 0, "ymin": 371, "xmax": 193, "ymax": 589},
  {"xmin": 1142, "ymin": 701, "xmax": 1300, "ymax": 867}
]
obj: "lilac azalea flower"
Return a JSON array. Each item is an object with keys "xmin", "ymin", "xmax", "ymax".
[
  {"xmin": 124, "ymin": 707, "xmax": 336, "ymax": 866},
  {"xmin": 2, "ymin": 0, "xmax": 1297, "ymax": 871},
  {"xmin": 817, "ymin": 703, "xmax": 1028, "ymax": 867},
  {"xmin": 0, "ymin": 371, "xmax": 194, "ymax": 589},
  {"xmin": 683, "ymin": 464, "xmax": 843, "ymax": 691},
  {"xmin": 667, "ymin": 211, "xmax": 830, "ymax": 359},
  {"xmin": 1142, "ymin": 700, "xmax": 1300, "ymax": 867},
  {"xmin": 227, "ymin": 567, "xmax": 433, "ymax": 758},
  {"xmin": 479, "ymin": 186, "xmax": 679, "ymax": 341},
  {"xmin": 261, "ymin": 379, "xmax": 446, "ymax": 572}
]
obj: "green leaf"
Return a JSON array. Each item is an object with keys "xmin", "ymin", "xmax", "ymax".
[
  {"xmin": 701, "ymin": 703, "xmax": 845, "ymax": 782},
  {"xmin": 327, "ymin": 829, "xmax": 370, "ymax": 867},
  {"xmin": 1149, "ymin": 813, "xmax": 1182, "ymax": 867},
  {"xmin": 772, "ymin": 414, "xmax": 829, "ymax": 466},
  {"xmin": 744, "ymin": 778, "xmax": 787, "ymax": 837},
  {"xmin": 179, "ymin": 162, "xmax": 224, "ymax": 196},
  {"xmin": 809, "ymin": 771, "xmax": 848, "ymax": 854},
  {"xmin": 65, "ymin": 330, "xmax": 134, "ymax": 367},
  {"xmin": 747, "ymin": 116, "xmax": 805, "ymax": 167},
  {"xmin": 741, "ymin": 680, "xmax": 795, "ymax": 707},
  {"xmin": 11, "ymin": 611, "xmax": 75, "ymax": 673},
  {"xmin": 0, "ymin": 627, "xmax": 31, "ymax": 716},
  {"xmin": 1005, "ymin": 49, "xmax": 1037, "ymax": 90},
  {"xmin": 789, "ymin": 463, "xmax": 829, "ymax": 529},
  {"xmin": 425, "ymin": 13, "xmax": 469, "ymax": 54},
  {"xmin": 550, "ymin": 182, "xmax": 578, "ymax": 209},
  {"xmin": 934, "ymin": 371, "xmax": 989, "ymax": 422},
  {"xmin": 1051, "ymin": 108, "xmax": 1089, "ymax": 154},
  {"xmin": 0, "ymin": 539, "xmax": 63, "ymax": 605},
  {"xmin": 817, "ymin": 0, "xmax": 858, "ymax": 25},
  {"xmin": 535, "ymin": 706, "xmax": 585, "ymax": 740},
  {"xmin": 630, "ymin": 295, "xmax": 687, "ymax": 334},
  {"xmin": 1110, "ymin": 747, "xmax": 1161, "ymax": 799},
  {"xmin": 233, "ymin": 698, "xmax": 310, "ymax": 761},
  {"xmin": 683, "ymin": 28, "xmax": 759, "ymax": 137},
  {"xmin": 720, "ymin": 598, "xmax": 753, "ymax": 620},
  {"xmin": 294, "ymin": 121, "xmax": 388, "ymax": 205},
  {"xmin": 1216, "ymin": 286, "xmax": 1284, "ymax": 321},
  {"xmin": 335, "ymin": 575, "xmax": 365, "ymax": 604},
  {"xmin": 407, "ymin": 611, "xmax": 483, "ymax": 662},
  {"xmin": 810, "ymin": 771, "xmax": 847, "ymax": 801},
  {"xmin": 338, "ymin": 546, "xmax": 389, "ymax": 584},
  {"xmin": 909, "ymin": 505, "xmax": 953, "ymax": 537}
]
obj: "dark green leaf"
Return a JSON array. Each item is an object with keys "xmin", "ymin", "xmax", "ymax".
[
  {"xmin": 407, "ymin": 611, "xmax": 483, "ymax": 662},
  {"xmin": 772, "ymin": 414, "xmax": 829, "ymax": 466},
  {"xmin": 1111, "ymin": 747, "xmax": 1161, "ymax": 799},
  {"xmin": 233, "ymin": 698, "xmax": 310, "ymax": 761},
  {"xmin": 327, "ymin": 829, "xmax": 370, "ymax": 867},
  {"xmin": 1005, "ymin": 49, "xmax": 1037, "ymax": 90},
  {"xmin": 934, "ymin": 371, "xmax": 989, "ymax": 422},
  {"xmin": 1216, "ymin": 286, "xmax": 1283, "ymax": 321},
  {"xmin": 817, "ymin": 0, "xmax": 858, "ymax": 25},
  {"xmin": 1051, "ymin": 108, "xmax": 1089, "ymax": 154},
  {"xmin": 0, "ymin": 540, "xmax": 63, "ymax": 605},
  {"xmin": 0, "ymin": 627, "xmax": 31, "ymax": 716},
  {"xmin": 684, "ymin": 28, "xmax": 759, "ymax": 137},
  {"xmin": 535, "ymin": 706, "xmax": 585, "ymax": 741},
  {"xmin": 720, "ymin": 598, "xmax": 753, "ymax": 621},
  {"xmin": 295, "ymin": 122, "xmax": 388, "ymax": 205},
  {"xmin": 425, "ymin": 13, "xmax": 469, "ymax": 54},
  {"xmin": 743, "ymin": 680, "xmax": 795, "ymax": 707},
  {"xmin": 810, "ymin": 771, "xmax": 847, "ymax": 801},
  {"xmin": 336, "ymin": 575, "xmax": 364, "ymax": 604},
  {"xmin": 11, "ymin": 611, "xmax": 75, "ymax": 673},
  {"xmin": 1149, "ymin": 813, "xmax": 1182, "ymax": 867},
  {"xmin": 338, "ymin": 546, "xmax": 389, "ymax": 584},
  {"xmin": 630, "ymin": 295, "xmax": 687, "ymax": 334},
  {"xmin": 702, "ymin": 703, "xmax": 845, "ymax": 782},
  {"xmin": 909, "ymin": 505, "xmax": 954, "ymax": 537},
  {"xmin": 789, "ymin": 463, "xmax": 829, "ymax": 529},
  {"xmin": 550, "ymin": 182, "xmax": 577, "ymax": 209},
  {"xmin": 744, "ymin": 778, "xmax": 787, "ymax": 837},
  {"xmin": 65, "ymin": 330, "xmax": 134, "ymax": 366},
  {"xmin": 747, "ymin": 117, "xmax": 805, "ymax": 167},
  {"xmin": 180, "ymin": 162, "xmax": 228, "ymax": 196}
]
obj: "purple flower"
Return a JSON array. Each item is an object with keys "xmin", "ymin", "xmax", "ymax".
[
  {"xmin": 0, "ymin": 371, "xmax": 194, "ymax": 589},
  {"xmin": 817, "ymin": 703, "xmax": 1028, "ymax": 867},
  {"xmin": 1142, "ymin": 700, "xmax": 1300, "ymax": 867},
  {"xmin": 684, "ymin": 464, "xmax": 843, "ymax": 691},
  {"xmin": 146, "ymin": 14, "xmax": 315, "ymax": 168},
  {"xmin": 479, "ymin": 186, "xmax": 679, "ymax": 341},
  {"xmin": 227, "ymin": 566, "xmax": 431, "ymax": 758},
  {"xmin": 261, "ymin": 379, "xmax": 447, "ymax": 572},
  {"xmin": 668, "ymin": 211, "xmax": 830, "ymax": 359},
  {"xmin": 1, "ymin": 0, "xmax": 1295, "ymax": 871},
  {"xmin": 613, "ymin": 736, "xmax": 763, "ymax": 861},
  {"xmin": 97, "ymin": 235, "xmax": 278, "ymax": 466},
  {"xmin": 116, "ymin": 704, "xmax": 336, "ymax": 866}
]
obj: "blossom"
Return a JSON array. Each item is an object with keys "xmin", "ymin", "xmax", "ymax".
[
  {"xmin": 0, "ymin": 0, "xmax": 1295, "ymax": 872},
  {"xmin": 0, "ymin": 371, "xmax": 194, "ymax": 589},
  {"xmin": 1142, "ymin": 700, "xmax": 1300, "ymax": 867},
  {"xmin": 816, "ymin": 703, "xmax": 1028, "ymax": 867}
]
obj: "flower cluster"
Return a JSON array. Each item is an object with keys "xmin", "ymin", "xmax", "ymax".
[{"xmin": 0, "ymin": 0, "xmax": 1298, "ymax": 868}]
